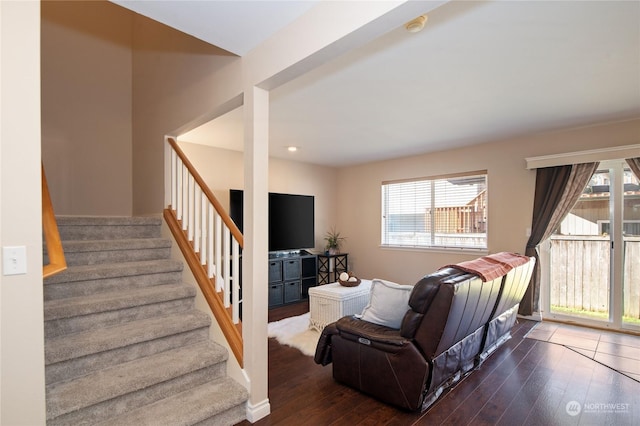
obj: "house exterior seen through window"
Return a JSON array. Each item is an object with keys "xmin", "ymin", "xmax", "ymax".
[
  {"xmin": 550, "ymin": 164, "xmax": 640, "ymax": 327},
  {"xmin": 381, "ymin": 172, "xmax": 488, "ymax": 250}
]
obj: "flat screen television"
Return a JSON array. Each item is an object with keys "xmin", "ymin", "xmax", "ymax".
[{"xmin": 229, "ymin": 189, "xmax": 315, "ymax": 252}]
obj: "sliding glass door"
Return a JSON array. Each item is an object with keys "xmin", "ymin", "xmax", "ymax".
[{"xmin": 546, "ymin": 160, "xmax": 640, "ymax": 332}]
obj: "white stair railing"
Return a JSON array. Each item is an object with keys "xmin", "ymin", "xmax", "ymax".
[{"xmin": 167, "ymin": 138, "xmax": 243, "ymax": 325}]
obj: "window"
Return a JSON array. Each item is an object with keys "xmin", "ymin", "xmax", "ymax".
[{"xmin": 381, "ymin": 171, "xmax": 488, "ymax": 250}]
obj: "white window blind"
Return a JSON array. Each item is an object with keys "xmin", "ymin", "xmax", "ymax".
[{"xmin": 381, "ymin": 172, "xmax": 488, "ymax": 249}]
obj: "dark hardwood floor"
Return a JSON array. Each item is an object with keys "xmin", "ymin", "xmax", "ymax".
[{"xmin": 239, "ymin": 302, "xmax": 639, "ymax": 425}]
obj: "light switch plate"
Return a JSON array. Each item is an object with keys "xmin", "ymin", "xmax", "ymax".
[{"xmin": 3, "ymin": 246, "xmax": 27, "ymax": 275}]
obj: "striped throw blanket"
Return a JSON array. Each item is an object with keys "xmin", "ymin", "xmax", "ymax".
[{"xmin": 442, "ymin": 252, "xmax": 529, "ymax": 282}]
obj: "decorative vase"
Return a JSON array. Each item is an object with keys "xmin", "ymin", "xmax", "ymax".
[{"xmin": 328, "ymin": 247, "xmax": 339, "ymax": 255}]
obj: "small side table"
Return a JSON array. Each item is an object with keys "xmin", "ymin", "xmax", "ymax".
[
  {"xmin": 317, "ymin": 253, "xmax": 348, "ymax": 285},
  {"xmin": 308, "ymin": 279, "xmax": 372, "ymax": 331}
]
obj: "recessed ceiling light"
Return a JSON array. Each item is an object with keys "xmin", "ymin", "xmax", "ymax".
[{"xmin": 287, "ymin": 146, "xmax": 298, "ymax": 152}]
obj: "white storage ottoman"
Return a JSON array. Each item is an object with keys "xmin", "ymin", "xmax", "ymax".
[{"xmin": 309, "ymin": 279, "xmax": 372, "ymax": 331}]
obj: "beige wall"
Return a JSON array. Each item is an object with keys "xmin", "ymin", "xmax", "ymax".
[
  {"xmin": 41, "ymin": 1, "xmax": 134, "ymax": 215},
  {"xmin": 177, "ymin": 142, "xmax": 339, "ymax": 252},
  {"xmin": 338, "ymin": 119, "xmax": 640, "ymax": 284},
  {"xmin": 40, "ymin": 1, "xmax": 241, "ymax": 216},
  {"xmin": 0, "ymin": 1, "xmax": 46, "ymax": 423},
  {"xmin": 132, "ymin": 16, "xmax": 240, "ymax": 215}
]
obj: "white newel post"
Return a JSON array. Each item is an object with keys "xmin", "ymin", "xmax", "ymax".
[{"xmin": 167, "ymin": 140, "xmax": 175, "ymax": 209}]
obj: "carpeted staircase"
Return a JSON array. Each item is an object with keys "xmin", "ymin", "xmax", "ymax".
[{"xmin": 43, "ymin": 216, "xmax": 248, "ymax": 425}]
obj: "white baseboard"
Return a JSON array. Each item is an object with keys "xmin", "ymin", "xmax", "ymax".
[{"xmin": 245, "ymin": 398, "xmax": 271, "ymax": 423}]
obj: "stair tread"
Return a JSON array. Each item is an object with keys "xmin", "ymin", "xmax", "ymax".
[
  {"xmin": 56, "ymin": 216, "xmax": 162, "ymax": 226},
  {"xmin": 44, "ymin": 259, "xmax": 183, "ymax": 285},
  {"xmin": 45, "ymin": 215, "xmax": 246, "ymax": 424},
  {"xmin": 45, "ymin": 310, "xmax": 212, "ymax": 365},
  {"xmin": 46, "ymin": 341, "xmax": 227, "ymax": 420},
  {"xmin": 44, "ymin": 283, "xmax": 196, "ymax": 320},
  {"xmin": 94, "ymin": 377, "xmax": 248, "ymax": 426},
  {"xmin": 58, "ymin": 238, "xmax": 172, "ymax": 253}
]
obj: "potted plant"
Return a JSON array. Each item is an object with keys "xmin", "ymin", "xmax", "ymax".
[{"xmin": 324, "ymin": 227, "xmax": 345, "ymax": 255}]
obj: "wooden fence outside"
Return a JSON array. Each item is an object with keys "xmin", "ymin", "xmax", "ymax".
[
  {"xmin": 427, "ymin": 190, "xmax": 487, "ymax": 234},
  {"xmin": 549, "ymin": 236, "xmax": 640, "ymax": 319}
]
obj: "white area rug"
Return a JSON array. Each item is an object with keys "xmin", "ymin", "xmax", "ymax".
[{"xmin": 267, "ymin": 312, "xmax": 320, "ymax": 357}]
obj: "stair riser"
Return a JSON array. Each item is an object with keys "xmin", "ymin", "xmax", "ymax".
[
  {"xmin": 58, "ymin": 225, "xmax": 161, "ymax": 241},
  {"xmin": 51, "ymin": 247, "xmax": 171, "ymax": 266},
  {"xmin": 194, "ymin": 405, "xmax": 247, "ymax": 426},
  {"xmin": 45, "ymin": 298, "xmax": 194, "ymax": 338},
  {"xmin": 45, "ymin": 216, "xmax": 247, "ymax": 424},
  {"xmin": 46, "ymin": 327, "xmax": 211, "ymax": 385},
  {"xmin": 90, "ymin": 378, "xmax": 248, "ymax": 426},
  {"xmin": 44, "ymin": 271, "xmax": 183, "ymax": 301},
  {"xmin": 47, "ymin": 364, "xmax": 226, "ymax": 425}
]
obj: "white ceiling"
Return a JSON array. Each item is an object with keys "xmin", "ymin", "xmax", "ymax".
[
  {"xmin": 112, "ymin": 0, "xmax": 319, "ymax": 56},
  {"xmin": 120, "ymin": 1, "xmax": 640, "ymax": 168}
]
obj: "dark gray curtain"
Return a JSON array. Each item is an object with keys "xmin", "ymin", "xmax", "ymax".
[
  {"xmin": 519, "ymin": 162, "xmax": 599, "ymax": 315},
  {"xmin": 627, "ymin": 158, "xmax": 640, "ymax": 180}
]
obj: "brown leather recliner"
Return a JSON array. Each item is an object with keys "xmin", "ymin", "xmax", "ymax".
[
  {"xmin": 314, "ymin": 258, "xmax": 535, "ymax": 412},
  {"xmin": 479, "ymin": 257, "xmax": 535, "ymax": 362}
]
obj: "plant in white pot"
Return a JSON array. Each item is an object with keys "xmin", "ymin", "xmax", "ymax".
[{"xmin": 324, "ymin": 227, "xmax": 345, "ymax": 255}]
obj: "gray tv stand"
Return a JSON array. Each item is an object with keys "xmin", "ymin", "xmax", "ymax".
[{"xmin": 268, "ymin": 250, "xmax": 318, "ymax": 308}]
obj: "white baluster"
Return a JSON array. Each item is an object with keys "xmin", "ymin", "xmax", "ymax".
[
  {"xmin": 176, "ymin": 159, "xmax": 183, "ymax": 221},
  {"xmin": 208, "ymin": 205, "xmax": 214, "ymax": 277},
  {"xmin": 223, "ymin": 226, "xmax": 231, "ymax": 307},
  {"xmin": 232, "ymin": 238, "xmax": 240, "ymax": 323},
  {"xmin": 188, "ymin": 174, "xmax": 195, "ymax": 240},
  {"xmin": 194, "ymin": 186, "xmax": 200, "ymax": 253},
  {"xmin": 171, "ymin": 149, "xmax": 177, "ymax": 210},
  {"xmin": 215, "ymin": 214, "xmax": 223, "ymax": 291},
  {"xmin": 200, "ymin": 193, "xmax": 207, "ymax": 265},
  {"xmin": 181, "ymin": 166, "xmax": 188, "ymax": 229}
]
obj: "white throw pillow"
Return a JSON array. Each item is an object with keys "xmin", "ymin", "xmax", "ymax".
[{"xmin": 358, "ymin": 279, "xmax": 413, "ymax": 329}]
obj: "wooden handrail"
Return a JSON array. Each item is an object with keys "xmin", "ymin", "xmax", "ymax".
[
  {"xmin": 165, "ymin": 137, "xmax": 245, "ymax": 367},
  {"xmin": 164, "ymin": 208, "xmax": 244, "ymax": 367},
  {"xmin": 42, "ymin": 164, "xmax": 66, "ymax": 278},
  {"xmin": 167, "ymin": 137, "xmax": 243, "ymax": 248}
]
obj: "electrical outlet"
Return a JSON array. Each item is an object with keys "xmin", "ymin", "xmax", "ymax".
[{"xmin": 3, "ymin": 246, "xmax": 27, "ymax": 275}]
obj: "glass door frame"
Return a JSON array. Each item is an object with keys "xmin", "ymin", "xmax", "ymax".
[{"xmin": 541, "ymin": 159, "xmax": 639, "ymax": 333}]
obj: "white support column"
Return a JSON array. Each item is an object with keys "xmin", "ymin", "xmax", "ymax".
[{"xmin": 242, "ymin": 86, "xmax": 270, "ymax": 420}]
